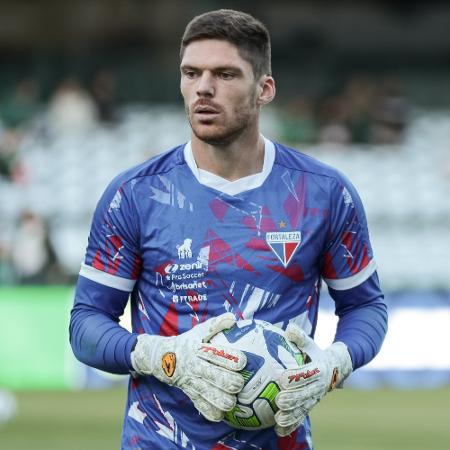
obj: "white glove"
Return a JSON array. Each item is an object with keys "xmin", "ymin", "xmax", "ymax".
[
  {"xmin": 274, "ymin": 323, "xmax": 353, "ymax": 437},
  {"xmin": 130, "ymin": 313, "xmax": 246, "ymax": 422}
]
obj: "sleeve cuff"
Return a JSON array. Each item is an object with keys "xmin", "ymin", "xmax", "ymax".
[
  {"xmin": 323, "ymin": 259, "xmax": 377, "ymax": 291},
  {"xmin": 79, "ymin": 263, "xmax": 136, "ymax": 292}
]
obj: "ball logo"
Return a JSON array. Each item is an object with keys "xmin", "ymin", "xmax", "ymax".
[{"xmin": 161, "ymin": 352, "xmax": 176, "ymax": 377}]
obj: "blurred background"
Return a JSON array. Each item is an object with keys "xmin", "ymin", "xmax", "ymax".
[{"xmin": 0, "ymin": 0, "xmax": 449, "ymax": 449}]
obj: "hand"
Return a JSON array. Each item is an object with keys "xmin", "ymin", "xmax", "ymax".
[
  {"xmin": 130, "ymin": 313, "xmax": 246, "ymax": 422},
  {"xmin": 274, "ymin": 323, "xmax": 353, "ymax": 437}
]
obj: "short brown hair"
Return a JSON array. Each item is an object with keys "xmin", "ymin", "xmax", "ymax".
[{"xmin": 180, "ymin": 9, "xmax": 271, "ymax": 79}]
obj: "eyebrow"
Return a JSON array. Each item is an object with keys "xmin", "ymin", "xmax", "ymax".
[{"xmin": 180, "ymin": 64, "xmax": 244, "ymax": 75}]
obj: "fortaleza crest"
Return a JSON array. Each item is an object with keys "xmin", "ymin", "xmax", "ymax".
[{"xmin": 266, "ymin": 231, "xmax": 301, "ymax": 268}]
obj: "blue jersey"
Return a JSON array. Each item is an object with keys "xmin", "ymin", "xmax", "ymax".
[{"xmin": 71, "ymin": 139, "xmax": 386, "ymax": 450}]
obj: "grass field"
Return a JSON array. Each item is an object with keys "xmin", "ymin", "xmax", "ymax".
[{"xmin": 1, "ymin": 387, "xmax": 450, "ymax": 449}]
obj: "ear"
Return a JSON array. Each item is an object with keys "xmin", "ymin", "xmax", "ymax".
[{"xmin": 256, "ymin": 75, "xmax": 276, "ymax": 106}]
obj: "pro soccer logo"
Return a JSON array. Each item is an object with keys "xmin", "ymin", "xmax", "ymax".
[{"xmin": 266, "ymin": 231, "xmax": 301, "ymax": 268}]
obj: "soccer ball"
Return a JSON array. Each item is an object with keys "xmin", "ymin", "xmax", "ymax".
[{"xmin": 210, "ymin": 319, "xmax": 304, "ymax": 430}]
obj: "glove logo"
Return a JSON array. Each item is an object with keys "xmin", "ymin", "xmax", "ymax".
[
  {"xmin": 162, "ymin": 352, "xmax": 176, "ymax": 377},
  {"xmin": 201, "ymin": 345, "xmax": 240, "ymax": 363},
  {"xmin": 288, "ymin": 367, "xmax": 320, "ymax": 383},
  {"xmin": 329, "ymin": 367, "xmax": 339, "ymax": 390}
]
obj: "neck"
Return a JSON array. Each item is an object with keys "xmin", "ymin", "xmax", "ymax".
[{"xmin": 191, "ymin": 127, "xmax": 265, "ymax": 181}]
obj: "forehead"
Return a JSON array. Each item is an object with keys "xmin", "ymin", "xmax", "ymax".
[{"xmin": 181, "ymin": 39, "xmax": 252, "ymax": 72}]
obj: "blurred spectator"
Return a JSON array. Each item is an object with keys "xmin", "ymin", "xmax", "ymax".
[
  {"xmin": 317, "ymin": 95, "xmax": 351, "ymax": 145},
  {"xmin": 47, "ymin": 77, "xmax": 98, "ymax": 135},
  {"xmin": 370, "ymin": 78, "xmax": 411, "ymax": 144},
  {"xmin": 10, "ymin": 211, "xmax": 61, "ymax": 284},
  {"xmin": 0, "ymin": 129, "xmax": 26, "ymax": 183},
  {"xmin": 0, "ymin": 77, "xmax": 42, "ymax": 129},
  {"xmin": 278, "ymin": 95, "xmax": 318, "ymax": 145},
  {"xmin": 0, "ymin": 241, "xmax": 15, "ymax": 284},
  {"xmin": 90, "ymin": 69, "xmax": 120, "ymax": 124},
  {"xmin": 343, "ymin": 75, "xmax": 376, "ymax": 144}
]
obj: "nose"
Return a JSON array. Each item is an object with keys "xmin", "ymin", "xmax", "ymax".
[{"xmin": 196, "ymin": 71, "xmax": 215, "ymax": 97}]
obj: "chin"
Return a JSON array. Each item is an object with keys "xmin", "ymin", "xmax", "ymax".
[{"xmin": 191, "ymin": 123, "xmax": 246, "ymax": 146}]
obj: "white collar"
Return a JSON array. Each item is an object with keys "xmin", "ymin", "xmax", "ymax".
[{"xmin": 183, "ymin": 137, "xmax": 275, "ymax": 196}]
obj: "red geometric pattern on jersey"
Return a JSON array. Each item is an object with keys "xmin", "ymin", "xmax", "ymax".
[
  {"xmin": 322, "ymin": 251, "xmax": 337, "ymax": 279},
  {"xmin": 92, "ymin": 221, "xmax": 124, "ymax": 275},
  {"xmin": 267, "ymin": 263, "xmax": 304, "ymax": 282},
  {"xmin": 206, "ymin": 229, "xmax": 257, "ymax": 273},
  {"xmin": 284, "ymin": 173, "xmax": 307, "ymax": 228},
  {"xmin": 342, "ymin": 230, "xmax": 370, "ymax": 274},
  {"xmin": 92, "ymin": 250, "xmax": 104, "ymax": 271},
  {"xmin": 277, "ymin": 429, "xmax": 307, "ymax": 450},
  {"xmin": 242, "ymin": 206, "xmax": 278, "ymax": 232},
  {"xmin": 210, "ymin": 198, "xmax": 230, "ymax": 222},
  {"xmin": 219, "ymin": 279, "xmax": 245, "ymax": 319},
  {"xmin": 246, "ymin": 237, "xmax": 271, "ymax": 251},
  {"xmin": 159, "ymin": 302, "xmax": 179, "ymax": 336}
]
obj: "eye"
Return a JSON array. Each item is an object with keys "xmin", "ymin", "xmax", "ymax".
[
  {"xmin": 183, "ymin": 69, "xmax": 197, "ymax": 79},
  {"xmin": 218, "ymin": 72, "xmax": 235, "ymax": 80}
]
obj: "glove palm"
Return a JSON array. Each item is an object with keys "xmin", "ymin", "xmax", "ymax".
[
  {"xmin": 274, "ymin": 324, "xmax": 353, "ymax": 436},
  {"xmin": 131, "ymin": 313, "xmax": 246, "ymax": 422}
]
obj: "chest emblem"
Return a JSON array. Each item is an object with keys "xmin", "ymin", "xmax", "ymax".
[
  {"xmin": 176, "ymin": 238, "xmax": 193, "ymax": 259},
  {"xmin": 266, "ymin": 231, "xmax": 301, "ymax": 268}
]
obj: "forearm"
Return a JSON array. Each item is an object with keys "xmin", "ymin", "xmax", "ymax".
[
  {"xmin": 334, "ymin": 301, "xmax": 387, "ymax": 369},
  {"xmin": 69, "ymin": 276, "xmax": 138, "ymax": 374},
  {"xmin": 330, "ymin": 272, "xmax": 388, "ymax": 370}
]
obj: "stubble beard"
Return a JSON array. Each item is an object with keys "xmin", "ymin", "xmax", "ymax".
[{"xmin": 186, "ymin": 91, "xmax": 258, "ymax": 147}]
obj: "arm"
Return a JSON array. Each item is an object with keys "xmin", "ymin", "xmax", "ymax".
[
  {"xmin": 332, "ymin": 271, "xmax": 388, "ymax": 370},
  {"xmin": 69, "ymin": 275, "xmax": 137, "ymax": 374},
  {"xmin": 69, "ymin": 174, "xmax": 141, "ymax": 374},
  {"xmin": 69, "ymin": 174, "xmax": 246, "ymax": 422},
  {"xmin": 274, "ymin": 172, "xmax": 388, "ymax": 436}
]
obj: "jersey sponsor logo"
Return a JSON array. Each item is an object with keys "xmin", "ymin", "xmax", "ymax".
[
  {"xmin": 266, "ymin": 231, "xmax": 301, "ymax": 268},
  {"xmin": 172, "ymin": 293, "xmax": 207, "ymax": 303},
  {"xmin": 159, "ymin": 242, "xmax": 210, "ymax": 304},
  {"xmin": 162, "ymin": 352, "xmax": 176, "ymax": 377}
]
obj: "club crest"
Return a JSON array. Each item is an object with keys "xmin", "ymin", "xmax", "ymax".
[{"xmin": 266, "ymin": 231, "xmax": 301, "ymax": 268}]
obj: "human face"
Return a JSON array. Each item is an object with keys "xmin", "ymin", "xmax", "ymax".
[{"xmin": 180, "ymin": 39, "xmax": 263, "ymax": 146}]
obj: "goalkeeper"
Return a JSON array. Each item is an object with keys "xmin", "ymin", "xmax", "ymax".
[{"xmin": 69, "ymin": 9, "xmax": 387, "ymax": 450}]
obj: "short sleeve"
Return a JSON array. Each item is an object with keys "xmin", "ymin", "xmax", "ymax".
[
  {"xmin": 321, "ymin": 174, "xmax": 377, "ymax": 290},
  {"xmin": 79, "ymin": 178, "xmax": 142, "ymax": 292}
]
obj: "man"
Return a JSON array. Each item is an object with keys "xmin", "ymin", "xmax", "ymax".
[{"xmin": 70, "ymin": 9, "xmax": 387, "ymax": 449}]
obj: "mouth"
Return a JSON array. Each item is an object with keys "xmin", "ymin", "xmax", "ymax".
[{"xmin": 193, "ymin": 103, "xmax": 220, "ymax": 118}]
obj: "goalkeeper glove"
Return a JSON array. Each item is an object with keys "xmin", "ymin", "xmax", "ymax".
[
  {"xmin": 130, "ymin": 313, "xmax": 246, "ymax": 422},
  {"xmin": 274, "ymin": 323, "xmax": 353, "ymax": 437}
]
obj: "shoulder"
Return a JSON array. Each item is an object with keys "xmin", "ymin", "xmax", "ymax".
[
  {"xmin": 273, "ymin": 141, "xmax": 353, "ymax": 189},
  {"xmin": 106, "ymin": 144, "xmax": 186, "ymax": 193}
]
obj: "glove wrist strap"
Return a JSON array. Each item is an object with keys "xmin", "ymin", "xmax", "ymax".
[{"xmin": 326, "ymin": 342, "xmax": 353, "ymax": 389}]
